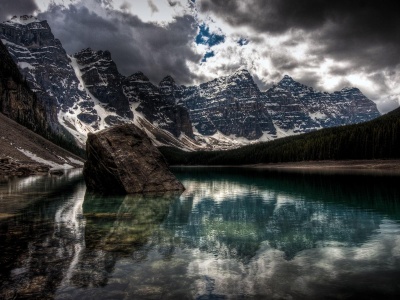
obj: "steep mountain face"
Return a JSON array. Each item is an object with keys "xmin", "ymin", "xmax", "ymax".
[
  {"xmin": 0, "ymin": 16, "xmax": 101, "ymax": 147},
  {"xmin": 0, "ymin": 38, "xmax": 49, "ymax": 133},
  {"xmin": 1, "ymin": 16, "xmax": 381, "ymax": 152},
  {"xmin": 0, "ymin": 16, "xmax": 84, "ymax": 115},
  {"xmin": 1, "ymin": 16, "xmax": 197, "ymax": 150},
  {"xmin": 74, "ymin": 48, "xmax": 132, "ymax": 118},
  {"xmin": 0, "ymin": 37, "xmax": 82, "ymax": 157},
  {"xmin": 263, "ymin": 75, "xmax": 380, "ymax": 134},
  {"xmin": 178, "ymin": 69, "xmax": 276, "ymax": 140},
  {"xmin": 122, "ymin": 71, "xmax": 193, "ymax": 138},
  {"xmin": 176, "ymin": 72, "xmax": 380, "ymax": 140}
]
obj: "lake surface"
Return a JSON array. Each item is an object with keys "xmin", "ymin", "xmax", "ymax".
[{"xmin": 1, "ymin": 167, "xmax": 400, "ymax": 299}]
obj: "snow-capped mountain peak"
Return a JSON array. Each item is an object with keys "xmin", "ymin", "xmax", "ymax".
[
  {"xmin": 159, "ymin": 75, "xmax": 176, "ymax": 86},
  {"xmin": 228, "ymin": 68, "xmax": 253, "ymax": 81},
  {"xmin": 0, "ymin": 16, "xmax": 381, "ymax": 151},
  {"xmin": 128, "ymin": 71, "xmax": 150, "ymax": 82}
]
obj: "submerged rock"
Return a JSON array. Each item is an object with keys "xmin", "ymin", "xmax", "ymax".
[
  {"xmin": 83, "ymin": 124, "xmax": 185, "ymax": 194},
  {"xmin": 50, "ymin": 170, "xmax": 64, "ymax": 176}
]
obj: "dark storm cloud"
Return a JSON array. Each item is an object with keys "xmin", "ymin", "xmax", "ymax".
[
  {"xmin": 199, "ymin": 0, "xmax": 400, "ymax": 71},
  {"xmin": 38, "ymin": 4, "xmax": 203, "ymax": 85},
  {"xmin": 270, "ymin": 53, "xmax": 299, "ymax": 72},
  {"xmin": 0, "ymin": 0, "xmax": 38, "ymax": 22},
  {"xmin": 296, "ymin": 73, "xmax": 322, "ymax": 90}
]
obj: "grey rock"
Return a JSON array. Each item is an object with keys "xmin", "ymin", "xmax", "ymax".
[
  {"xmin": 83, "ymin": 124, "xmax": 185, "ymax": 194},
  {"xmin": 49, "ymin": 169, "xmax": 64, "ymax": 176},
  {"xmin": 177, "ymin": 69, "xmax": 277, "ymax": 139},
  {"xmin": 263, "ymin": 75, "xmax": 381, "ymax": 132},
  {"xmin": 74, "ymin": 48, "xmax": 133, "ymax": 118},
  {"xmin": 123, "ymin": 72, "xmax": 194, "ymax": 138},
  {"xmin": 0, "ymin": 16, "xmax": 86, "ymax": 113}
]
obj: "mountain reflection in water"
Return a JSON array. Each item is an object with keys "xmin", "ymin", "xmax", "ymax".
[{"xmin": 0, "ymin": 168, "xmax": 399, "ymax": 299}]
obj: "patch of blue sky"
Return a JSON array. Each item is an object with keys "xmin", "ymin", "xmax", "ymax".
[
  {"xmin": 195, "ymin": 23, "xmax": 225, "ymax": 47},
  {"xmin": 201, "ymin": 51, "xmax": 215, "ymax": 62},
  {"xmin": 238, "ymin": 38, "xmax": 249, "ymax": 46}
]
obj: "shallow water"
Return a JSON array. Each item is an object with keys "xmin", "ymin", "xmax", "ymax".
[{"xmin": 1, "ymin": 167, "xmax": 400, "ymax": 299}]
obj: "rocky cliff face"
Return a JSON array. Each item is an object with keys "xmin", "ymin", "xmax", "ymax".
[
  {"xmin": 263, "ymin": 75, "xmax": 380, "ymax": 134},
  {"xmin": 74, "ymin": 48, "xmax": 132, "ymax": 118},
  {"xmin": 178, "ymin": 69, "xmax": 276, "ymax": 140},
  {"xmin": 0, "ymin": 16, "xmax": 84, "ymax": 114},
  {"xmin": 1, "ymin": 16, "xmax": 196, "ymax": 149},
  {"xmin": 0, "ymin": 38, "xmax": 49, "ymax": 134},
  {"xmin": 122, "ymin": 71, "xmax": 194, "ymax": 138},
  {"xmin": 0, "ymin": 37, "xmax": 84, "ymax": 157},
  {"xmin": 176, "ymin": 71, "xmax": 380, "ymax": 140}
]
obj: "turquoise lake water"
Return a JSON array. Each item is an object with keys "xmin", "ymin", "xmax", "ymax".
[{"xmin": 1, "ymin": 167, "xmax": 400, "ymax": 299}]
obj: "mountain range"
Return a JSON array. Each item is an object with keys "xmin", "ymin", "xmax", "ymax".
[{"xmin": 0, "ymin": 15, "xmax": 381, "ymax": 151}]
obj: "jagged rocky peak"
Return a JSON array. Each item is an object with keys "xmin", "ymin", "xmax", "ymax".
[
  {"xmin": 204, "ymin": 68, "xmax": 255, "ymax": 87},
  {"xmin": 74, "ymin": 47, "xmax": 132, "ymax": 118},
  {"xmin": 278, "ymin": 74, "xmax": 300, "ymax": 87},
  {"xmin": 341, "ymin": 87, "xmax": 362, "ymax": 94},
  {"xmin": 263, "ymin": 74, "xmax": 380, "ymax": 133},
  {"xmin": 178, "ymin": 67, "xmax": 276, "ymax": 140},
  {"xmin": 122, "ymin": 72, "xmax": 194, "ymax": 139},
  {"xmin": 1, "ymin": 16, "xmax": 56, "ymax": 47},
  {"xmin": 127, "ymin": 71, "xmax": 150, "ymax": 82},
  {"xmin": 199, "ymin": 68, "xmax": 257, "ymax": 90},
  {"xmin": 0, "ymin": 15, "xmax": 84, "ymax": 112},
  {"xmin": 226, "ymin": 69, "xmax": 258, "ymax": 89},
  {"xmin": 74, "ymin": 47, "xmax": 121, "ymax": 82},
  {"xmin": 230, "ymin": 68, "xmax": 252, "ymax": 80},
  {"xmin": 159, "ymin": 75, "xmax": 180, "ymax": 97},
  {"xmin": 159, "ymin": 75, "xmax": 176, "ymax": 87},
  {"xmin": 275, "ymin": 74, "xmax": 315, "ymax": 94},
  {"xmin": 226, "ymin": 68, "xmax": 260, "ymax": 91},
  {"xmin": 123, "ymin": 71, "xmax": 156, "ymax": 102},
  {"xmin": 74, "ymin": 48, "xmax": 113, "ymax": 65}
]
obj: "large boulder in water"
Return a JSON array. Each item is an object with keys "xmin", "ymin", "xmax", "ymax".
[{"xmin": 83, "ymin": 124, "xmax": 184, "ymax": 194}]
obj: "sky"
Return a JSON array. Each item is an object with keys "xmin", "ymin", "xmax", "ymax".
[{"xmin": 0, "ymin": 0, "xmax": 399, "ymax": 113}]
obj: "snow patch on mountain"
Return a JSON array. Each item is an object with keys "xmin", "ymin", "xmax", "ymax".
[{"xmin": 17, "ymin": 148, "xmax": 74, "ymax": 170}]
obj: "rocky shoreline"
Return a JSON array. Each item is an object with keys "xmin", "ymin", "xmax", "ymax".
[
  {"xmin": 0, "ymin": 156, "xmax": 83, "ymax": 177},
  {"xmin": 0, "ymin": 157, "xmax": 51, "ymax": 176},
  {"xmin": 0, "ymin": 113, "xmax": 85, "ymax": 177}
]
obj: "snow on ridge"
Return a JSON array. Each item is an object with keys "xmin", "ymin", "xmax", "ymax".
[
  {"xmin": 18, "ymin": 62, "xmax": 35, "ymax": 70},
  {"xmin": 67, "ymin": 156, "xmax": 84, "ymax": 166},
  {"xmin": 17, "ymin": 148, "xmax": 73, "ymax": 170},
  {"xmin": 309, "ymin": 112, "xmax": 327, "ymax": 121}
]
